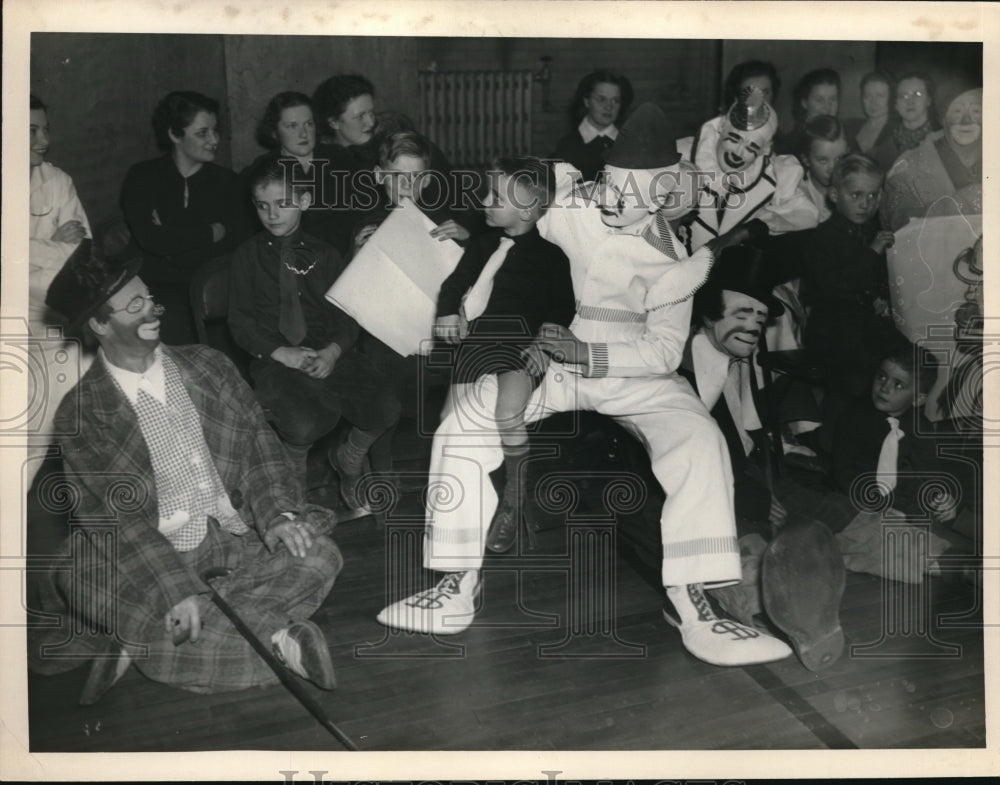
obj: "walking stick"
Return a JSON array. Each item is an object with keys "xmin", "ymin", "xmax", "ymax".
[{"xmin": 200, "ymin": 567, "xmax": 359, "ymax": 751}]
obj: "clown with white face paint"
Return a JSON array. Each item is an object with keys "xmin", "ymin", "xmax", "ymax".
[
  {"xmin": 881, "ymin": 79, "xmax": 983, "ymax": 231},
  {"xmin": 377, "ymin": 102, "xmax": 793, "ymax": 669},
  {"xmin": 677, "ymin": 86, "xmax": 819, "ymax": 254}
]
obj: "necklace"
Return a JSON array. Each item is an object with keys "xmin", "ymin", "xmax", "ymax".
[{"xmin": 283, "ymin": 257, "xmax": 318, "ymax": 276}]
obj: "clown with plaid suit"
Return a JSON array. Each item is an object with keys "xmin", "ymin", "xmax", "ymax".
[{"xmin": 28, "ymin": 241, "xmax": 342, "ymax": 704}]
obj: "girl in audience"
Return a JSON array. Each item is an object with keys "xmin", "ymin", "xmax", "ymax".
[
  {"xmin": 721, "ymin": 59, "xmax": 781, "ymax": 111},
  {"xmin": 871, "ymin": 72, "xmax": 937, "ymax": 174},
  {"xmin": 550, "ymin": 69, "xmax": 633, "ymax": 182},
  {"xmin": 844, "ymin": 71, "xmax": 894, "ymax": 154},
  {"xmin": 775, "ymin": 68, "xmax": 841, "ymax": 155},
  {"xmin": 121, "ymin": 90, "xmax": 249, "ymax": 344}
]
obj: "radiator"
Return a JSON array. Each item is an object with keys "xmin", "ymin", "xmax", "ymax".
[{"xmin": 418, "ymin": 70, "xmax": 534, "ymax": 168}]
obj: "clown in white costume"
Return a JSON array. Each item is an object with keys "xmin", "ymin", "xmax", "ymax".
[
  {"xmin": 377, "ymin": 103, "xmax": 792, "ymax": 668},
  {"xmin": 677, "ymin": 86, "xmax": 818, "ymax": 253}
]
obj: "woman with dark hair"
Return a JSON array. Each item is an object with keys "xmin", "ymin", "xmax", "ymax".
[
  {"xmin": 309, "ymin": 75, "xmax": 380, "ymax": 255},
  {"xmin": 721, "ymin": 60, "xmax": 781, "ymax": 111},
  {"xmin": 871, "ymin": 72, "xmax": 937, "ymax": 174},
  {"xmin": 550, "ymin": 69, "xmax": 634, "ymax": 182},
  {"xmin": 843, "ymin": 71, "xmax": 894, "ymax": 154},
  {"xmin": 121, "ymin": 90, "xmax": 249, "ymax": 344},
  {"xmin": 775, "ymin": 68, "xmax": 841, "ymax": 155}
]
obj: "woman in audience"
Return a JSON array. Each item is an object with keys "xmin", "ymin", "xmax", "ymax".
[
  {"xmin": 311, "ymin": 74, "xmax": 380, "ymax": 255},
  {"xmin": 881, "ymin": 78, "xmax": 982, "ymax": 231},
  {"xmin": 843, "ymin": 71, "xmax": 894, "ymax": 154},
  {"xmin": 550, "ymin": 69, "xmax": 633, "ymax": 182},
  {"xmin": 870, "ymin": 72, "xmax": 937, "ymax": 174},
  {"xmin": 721, "ymin": 59, "xmax": 781, "ymax": 111},
  {"xmin": 121, "ymin": 90, "xmax": 249, "ymax": 344},
  {"xmin": 775, "ymin": 68, "xmax": 841, "ymax": 154},
  {"xmin": 241, "ymin": 91, "xmax": 332, "ymax": 239}
]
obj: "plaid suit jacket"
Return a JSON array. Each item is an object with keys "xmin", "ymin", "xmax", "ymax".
[{"xmin": 52, "ymin": 344, "xmax": 303, "ymax": 620}]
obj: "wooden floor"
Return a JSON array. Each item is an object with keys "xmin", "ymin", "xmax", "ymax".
[{"xmin": 26, "ymin": 411, "xmax": 986, "ymax": 752}]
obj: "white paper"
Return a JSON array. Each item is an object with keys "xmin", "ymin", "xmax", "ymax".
[{"xmin": 325, "ymin": 199, "xmax": 464, "ymax": 356}]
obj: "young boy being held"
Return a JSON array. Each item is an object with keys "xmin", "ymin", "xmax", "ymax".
[
  {"xmin": 228, "ymin": 157, "xmax": 400, "ymax": 506},
  {"xmin": 433, "ymin": 157, "xmax": 576, "ymax": 552}
]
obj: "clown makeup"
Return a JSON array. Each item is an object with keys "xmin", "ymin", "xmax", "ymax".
[
  {"xmin": 597, "ymin": 166, "xmax": 675, "ymax": 228},
  {"xmin": 716, "ymin": 125, "xmax": 771, "ymax": 174},
  {"xmin": 944, "ymin": 90, "xmax": 983, "ymax": 148},
  {"xmin": 704, "ymin": 290, "xmax": 769, "ymax": 359}
]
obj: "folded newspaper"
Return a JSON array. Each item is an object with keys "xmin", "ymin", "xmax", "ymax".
[{"xmin": 325, "ymin": 199, "xmax": 464, "ymax": 356}]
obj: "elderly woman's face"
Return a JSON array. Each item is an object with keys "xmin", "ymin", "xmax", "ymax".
[
  {"xmin": 895, "ymin": 78, "xmax": 931, "ymax": 126},
  {"xmin": 276, "ymin": 104, "xmax": 316, "ymax": 158},
  {"xmin": 584, "ymin": 81, "xmax": 622, "ymax": 130},
  {"xmin": 330, "ymin": 94, "xmax": 376, "ymax": 147},
  {"xmin": 861, "ymin": 80, "xmax": 891, "ymax": 120},
  {"xmin": 944, "ymin": 89, "xmax": 983, "ymax": 148}
]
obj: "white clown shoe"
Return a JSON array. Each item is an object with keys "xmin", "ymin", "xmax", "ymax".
[
  {"xmin": 663, "ymin": 583, "xmax": 792, "ymax": 666},
  {"xmin": 377, "ymin": 570, "xmax": 480, "ymax": 634}
]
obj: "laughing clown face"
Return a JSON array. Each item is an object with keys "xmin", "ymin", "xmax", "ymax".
[{"xmin": 715, "ymin": 86, "xmax": 779, "ymax": 174}]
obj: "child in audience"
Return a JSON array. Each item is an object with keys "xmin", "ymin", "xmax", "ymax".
[
  {"xmin": 227, "ymin": 157, "xmax": 400, "ymax": 506},
  {"xmin": 797, "ymin": 114, "xmax": 850, "ymax": 222},
  {"xmin": 434, "ymin": 156, "xmax": 576, "ymax": 552}
]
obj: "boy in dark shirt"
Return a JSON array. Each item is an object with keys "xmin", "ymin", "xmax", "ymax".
[
  {"xmin": 228, "ymin": 157, "xmax": 400, "ymax": 506},
  {"xmin": 434, "ymin": 156, "xmax": 576, "ymax": 552}
]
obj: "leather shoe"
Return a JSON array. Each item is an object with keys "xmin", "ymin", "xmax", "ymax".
[{"xmin": 486, "ymin": 499, "xmax": 519, "ymax": 553}]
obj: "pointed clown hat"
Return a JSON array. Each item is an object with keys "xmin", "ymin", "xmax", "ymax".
[
  {"xmin": 604, "ymin": 102, "xmax": 682, "ymax": 169},
  {"xmin": 725, "ymin": 85, "xmax": 778, "ymax": 138}
]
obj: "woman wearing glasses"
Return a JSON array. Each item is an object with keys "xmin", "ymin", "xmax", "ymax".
[
  {"xmin": 29, "ymin": 94, "xmax": 91, "ymax": 330},
  {"xmin": 871, "ymin": 73, "xmax": 938, "ymax": 174},
  {"xmin": 120, "ymin": 91, "xmax": 250, "ymax": 345}
]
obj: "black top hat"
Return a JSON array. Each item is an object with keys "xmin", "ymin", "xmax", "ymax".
[
  {"xmin": 604, "ymin": 102, "xmax": 681, "ymax": 169},
  {"xmin": 703, "ymin": 244, "xmax": 784, "ymax": 318},
  {"xmin": 45, "ymin": 239, "xmax": 143, "ymax": 335}
]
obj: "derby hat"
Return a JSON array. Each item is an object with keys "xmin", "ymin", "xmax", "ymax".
[{"xmin": 604, "ymin": 102, "xmax": 682, "ymax": 169}]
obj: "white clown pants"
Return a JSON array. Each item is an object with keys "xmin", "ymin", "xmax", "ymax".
[{"xmin": 423, "ymin": 364, "xmax": 741, "ymax": 587}]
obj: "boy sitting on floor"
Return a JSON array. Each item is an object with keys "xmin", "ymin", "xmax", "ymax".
[{"xmin": 228, "ymin": 156, "xmax": 400, "ymax": 506}]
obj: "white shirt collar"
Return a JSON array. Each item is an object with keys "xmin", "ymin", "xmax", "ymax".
[
  {"xmin": 579, "ymin": 116, "xmax": 619, "ymax": 144},
  {"xmin": 101, "ymin": 345, "xmax": 166, "ymax": 405}
]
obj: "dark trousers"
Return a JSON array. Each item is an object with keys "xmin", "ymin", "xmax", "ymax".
[{"xmin": 251, "ymin": 350, "xmax": 401, "ymax": 446}]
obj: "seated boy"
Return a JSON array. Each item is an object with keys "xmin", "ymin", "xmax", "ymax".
[
  {"xmin": 433, "ymin": 156, "xmax": 576, "ymax": 552},
  {"xmin": 228, "ymin": 156, "xmax": 400, "ymax": 506}
]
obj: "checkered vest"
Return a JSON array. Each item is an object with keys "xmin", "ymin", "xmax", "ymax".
[{"xmin": 128, "ymin": 353, "xmax": 250, "ymax": 551}]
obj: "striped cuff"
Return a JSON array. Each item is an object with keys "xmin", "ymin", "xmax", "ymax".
[{"xmin": 587, "ymin": 343, "xmax": 609, "ymax": 378}]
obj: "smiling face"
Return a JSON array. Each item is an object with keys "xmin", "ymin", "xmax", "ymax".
[
  {"xmin": 90, "ymin": 276, "xmax": 165, "ymax": 365},
  {"xmin": 584, "ymin": 81, "xmax": 622, "ymax": 130},
  {"xmin": 252, "ymin": 180, "xmax": 311, "ymax": 237},
  {"xmin": 943, "ymin": 89, "xmax": 983, "ymax": 149},
  {"xmin": 704, "ymin": 290, "xmax": 769, "ymax": 359},
  {"xmin": 30, "ymin": 108, "xmax": 49, "ymax": 166},
  {"xmin": 330, "ymin": 94, "xmax": 376, "ymax": 147},
  {"xmin": 871, "ymin": 358, "xmax": 922, "ymax": 417},
  {"xmin": 276, "ymin": 104, "xmax": 316, "ymax": 158},
  {"xmin": 861, "ymin": 79, "xmax": 891, "ymax": 120},
  {"xmin": 376, "ymin": 153, "xmax": 429, "ymax": 206},
  {"xmin": 716, "ymin": 124, "xmax": 771, "ymax": 173},
  {"xmin": 169, "ymin": 110, "xmax": 219, "ymax": 168},
  {"xmin": 830, "ymin": 170, "xmax": 882, "ymax": 225},
  {"xmin": 804, "ymin": 136, "xmax": 848, "ymax": 188},
  {"xmin": 895, "ymin": 77, "xmax": 931, "ymax": 128},
  {"xmin": 803, "ymin": 83, "xmax": 839, "ymax": 120}
]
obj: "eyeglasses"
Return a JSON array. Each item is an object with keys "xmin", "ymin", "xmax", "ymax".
[
  {"xmin": 111, "ymin": 293, "xmax": 157, "ymax": 315},
  {"xmin": 897, "ymin": 90, "xmax": 926, "ymax": 100}
]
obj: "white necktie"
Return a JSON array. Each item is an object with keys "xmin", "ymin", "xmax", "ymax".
[
  {"xmin": 722, "ymin": 359, "xmax": 760, "ymax": 456},
  {"xmin": 461, "ymin": 236, "xmax": 515, "ymax": 322},
  {"xmin": 875, "ymin": 416, "xmax": 905, "ymax": 494}
]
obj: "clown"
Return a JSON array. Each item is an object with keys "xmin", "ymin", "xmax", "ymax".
[
  {"xmin": 677, "ymin": 86, "xmax": 819, "ymax": 254},
  {"xmin": 377, "ymin": 103, "xmax": 794, "ymax": 669}
]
